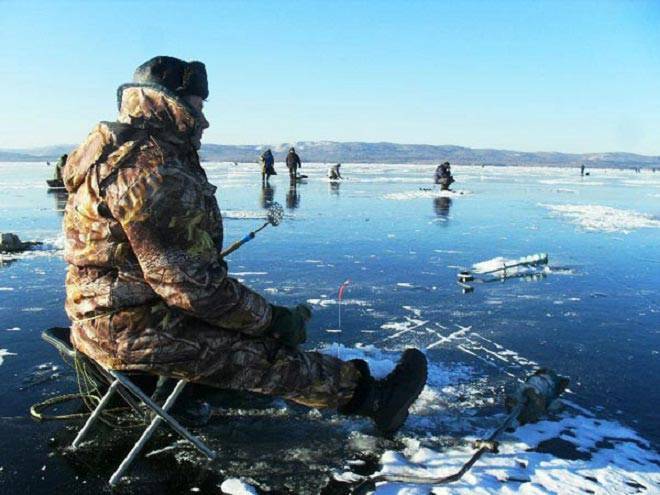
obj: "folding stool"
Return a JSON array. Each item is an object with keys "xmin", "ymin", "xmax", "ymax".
[{"xmin": 42, "ymin": 327, "xmax": 216, "ymax": 485}]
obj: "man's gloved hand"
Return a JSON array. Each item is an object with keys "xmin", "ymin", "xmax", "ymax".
[{"xmin": 268, "ymin": 304, "xmax": 312, "ymax": 348}]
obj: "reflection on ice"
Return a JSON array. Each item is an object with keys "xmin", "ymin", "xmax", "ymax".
[
  {"xmin": 433, "ymin": 196, "xmax": 452, "ymax": 222},
  {"xmin": 286, "ymin": 184, "xmax": 301, "ymax": 210}
]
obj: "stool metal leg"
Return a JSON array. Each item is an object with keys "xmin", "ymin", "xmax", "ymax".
[
  {"xmin": 108, "ymin": 371, "xmax": 215, "ymax": 459},
  {"xmin": 109, "ymin": 379, "xmax": 188, "ymax": 485},
  {"xmin": 71, "ymin": 379, "xmax": 120, "ymax": 449},
  {"xmin": 106, "ymin": 371, "xmax": 215, "ymax": 486}
]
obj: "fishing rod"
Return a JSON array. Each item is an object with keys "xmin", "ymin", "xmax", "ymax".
[{"xmin": 220, "ymin": 202, "xmax": 284, "ymax": 257}]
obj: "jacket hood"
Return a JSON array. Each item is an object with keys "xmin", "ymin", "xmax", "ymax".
[
  {"xmin": 116, "ymin": 84, "xmax": 199, "ymax": 138},
  {"xmin": 63, "ymin": 85, "xmax": 200, "ymax": 193}
]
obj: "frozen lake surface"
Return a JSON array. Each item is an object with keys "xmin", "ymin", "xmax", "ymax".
[{"xmin": 0, "ymin": 162, "xmax": 659, "ymax": 494}]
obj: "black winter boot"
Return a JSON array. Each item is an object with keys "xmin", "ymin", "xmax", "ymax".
[{"xmin": 340, "ymin": 349, "xmax": 428, "ymax": 434}]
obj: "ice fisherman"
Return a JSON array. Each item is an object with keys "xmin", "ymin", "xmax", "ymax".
[
  {"xmin": 580, "ymin": 164, "xmax": 585, "ymax": 176},
  {"xmin": 434, "ymin": 161, "xmax": 454, "ymax": 190},
  {"xmin": 286, "ymin": 147, "xmax": 301, "ymax": 181},
  {"xmin": 53, "ymin": 153, "xmax": 68, "ymax": 181},
  {"xmin": 260, "ymin": 148, "xmax": 276, "ymax": 184},
  {"xmin": 61, "ymin": 56, "xmax": 427, "ymax": 434},
  {"xmin": 328, "ymin": 163, "xmax": 342, "ymax": 180}
]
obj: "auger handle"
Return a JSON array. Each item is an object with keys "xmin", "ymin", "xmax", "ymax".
[
  {"xmin": 220, "ymin": 232, "xmax": 255, "ymax": 257},
  {"xmin": 220, "ymin": 221, "xmax": 271, "ymax": 257}
]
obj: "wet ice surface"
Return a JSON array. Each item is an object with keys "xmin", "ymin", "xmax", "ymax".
[{"xmin": 0, "ymin": 162, "xmax": 659, "ymax": 493}]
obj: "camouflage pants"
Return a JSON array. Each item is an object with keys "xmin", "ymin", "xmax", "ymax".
[{"xmin": 72, "ymin": 304, "xmax": 362, "ymax": 409}]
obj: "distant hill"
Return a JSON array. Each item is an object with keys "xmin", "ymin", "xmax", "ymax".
[
  {"xmin": 200, "ymin": 142, "xmax": 660, "ymax": 168},
  {"xmin": 2, "ymin": 141, "xmax": 659, "ymax": 169},
  {"xmin": 0, "ymin": 145, "xmax": 76, "ymax": 162}
]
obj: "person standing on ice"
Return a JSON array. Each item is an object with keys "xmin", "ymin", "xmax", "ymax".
[
  {"xmin": 61, "ymin": 56, "xmax": 427, "ymax": 434},
  {"xmin": 260, "ymin": 148, "xmax": 276, "ymax": 184},
  {"xmin": 328, "ymin": 163, "xmax": 342, "ymax": 179},
  {"xmin": 286, "ymin": 147, "xmax": 301, "ymax": 182}
]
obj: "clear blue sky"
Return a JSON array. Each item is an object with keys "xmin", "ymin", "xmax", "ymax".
[{"xmin": 1, "ymin": 0, "xmax": 659, "ymax": 154}]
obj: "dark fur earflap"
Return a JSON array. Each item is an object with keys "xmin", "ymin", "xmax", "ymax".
[{"xmin": 132, "ymin": 56, "xmax": 208, "ymax": 100}]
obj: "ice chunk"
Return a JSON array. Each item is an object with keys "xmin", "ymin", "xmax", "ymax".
[
  {"xmin": 220, "ymin": 478, "xmax": 258, "ymax": 495},
  {"xmin": 383, "ymin": 190, "xmax": 470, "ymax": 200},
  {"xmin": 372, "ymin": 413, "xmax": 660, "ymax": 494},
  {"xmin": 542, "ymin": 203, "xmax": 660, "ymax": 233},
  {"xmin": 0, "ymin": 349, "xmax": 17, "ymax": 366},
  {"xmin": 223, "ymin": 210, "xmax": 266, "ymax": 220}
]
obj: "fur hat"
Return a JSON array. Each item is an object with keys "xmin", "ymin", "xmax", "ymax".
[{"xmin": 132, "ymin": 56, "xmax": 208, "ymax": 99}]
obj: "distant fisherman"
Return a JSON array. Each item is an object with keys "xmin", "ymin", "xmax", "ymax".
[
  {"xmin": 53, "ymin": 153, "xmax": 68, "ymax": 182},
  {"xmin": 286, "ymin": 147, "xmax": 301, "ymax": 182},
  {"xmin": 260, "ymin": 148, "xmax": 276, "ymax": 184},
  {"xmin": 434, "ymin": 161, "xmax": 454, "ymax": 190},
  {"xmin": 61, "ymin": 55, "xmax": 427, "ymax": 435},
  {"xmin": 328, "ymin": 163, "xmax": 342, "ymax": 180},
  {"xmin": 580, "ymin": 164, "xmax": 585, "ymax": 176}
]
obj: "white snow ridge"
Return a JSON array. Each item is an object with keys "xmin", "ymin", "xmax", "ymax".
[
  {"xmin": 383, "ymin": 190, "xmax": 470, "ymax": 201},
  {"xmin": 0, "ymin": 349, "xmax": 17, "ymax": 366},
  {"xmin": 220, "ymin": 478, "xmax": 258, "ymax": 495},
  {"xmin": 372, "ymin": 414, "xmax": 660, "ymax": 494},
  {"xmin": 542, "ymin": 204, "xmax": 660, "ymax": 233},
  {"xmin": 320, "ymin": 346, "xmax": 660, "ymax": 494}
]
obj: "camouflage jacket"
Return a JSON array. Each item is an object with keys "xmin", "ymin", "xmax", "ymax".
[{"xmin": 63, "ymin": 86, "xmax": 272, "ymax": 365}]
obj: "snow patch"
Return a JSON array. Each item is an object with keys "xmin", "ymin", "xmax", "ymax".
[
  {"xmin": 223, "ymin": 210, "xmax": 266, "ymax": 220},
  {"xmin": 381, "ymin": 317, "xmax": 428, "ymax": 342},
  {"xmin": 319, "ymin": 344, "xmax": 470, "ymax": 389},
  {"xmin": 373, "ymin": 413, "xmax": 660, "ymax": 494},
  {"xmin": 542, "ymin": 204, "xmax": 660, "ymax": 233},
  {"xmin": 33, "ymin": 235, "xmax": 65, "ymax": 251},
  {"xmin": 220, "ymin": 478, "xmax": 258, "ymax": 495},
  {"xmin": 402, "ymin": 306, "xmax": 422, "ymax": 317},
  {"xmin": 540, "ymin": 178, "xmax": 605, "ymax": 186},
  {"xmin": 0, "ymin": 349, "xmax": 17, "ymax": 366},
  {"xmin": 307, "ymin": 298, "xmax": 370, "ymax": 308},
  {"xmin": 383, "ymin": 189, "xmax": 470, "ymax": 201}
]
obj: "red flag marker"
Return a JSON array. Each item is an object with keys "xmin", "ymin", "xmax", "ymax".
[
  {"xmin": 338, "ymin": 279, "xmax": 350, "ymax": 302},
  {"xmin": 336, "ymin": 279, "xmax": 351, "ymax": 358}
]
